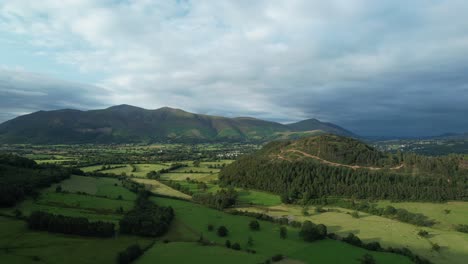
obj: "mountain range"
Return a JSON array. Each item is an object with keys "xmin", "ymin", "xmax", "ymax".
[{"xmin": 0, "ymin": 104, "xmax": 355, "ymax": 144}]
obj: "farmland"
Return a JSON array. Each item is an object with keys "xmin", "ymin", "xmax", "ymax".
[{"xmin": 1, "ymin": 142, "xmax": 466, "ymax": 263}]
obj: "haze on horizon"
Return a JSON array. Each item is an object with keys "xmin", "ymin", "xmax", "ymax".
[{"xmin": 1, "ymin": 0, "xmax": 468, "ymax": 137}]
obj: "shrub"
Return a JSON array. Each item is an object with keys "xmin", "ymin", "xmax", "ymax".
[
  {"xmin": 249, "ymin": 220, "xmax": 260, "ymax": 231},
  {"xmin": 217, "ymin": 226, "xmax": 228, "ymax": 237},
  {"xmin": 231, "ymin": 242, "xmax": 241, "ymax": 250}
]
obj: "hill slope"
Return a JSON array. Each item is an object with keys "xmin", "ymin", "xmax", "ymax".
[
  {"xmin": 219, "ymin": 135, "xmax": 467, "ymax": 202},
  {"xmin": 0, "ymin": 105, "xmax": 353, "ymax": 144},
  {"xmin": 287, "ymin": 118, "xmax": 355, "ymax": 137}
]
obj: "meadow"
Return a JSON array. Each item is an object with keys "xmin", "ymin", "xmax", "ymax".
[
  {"xmin": 149, "ymin": 196, "xmax": 412, "ymax": 264},
  {"xmin": 0, "ymin": 216, "xmax": 152, "ymax": 264},
  {"xmin": 238, "ymin": 202, "xmax": 468, "ymax": 264}
]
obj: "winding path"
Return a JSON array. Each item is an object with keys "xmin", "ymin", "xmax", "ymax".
[{"xmin": 278, "ymin": 149, "xmax": 404, "ymax": 171}]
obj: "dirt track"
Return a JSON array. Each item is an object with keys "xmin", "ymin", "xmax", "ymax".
[{"xmin": 279, "ymin": 149, "xmax": 404, "ymax": 170}]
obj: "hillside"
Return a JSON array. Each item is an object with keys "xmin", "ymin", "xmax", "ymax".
[
  {"xmin": 219, "ymin": 135, "xmax": 468, "ymax": 202},
  {"xmin": 288, "ymin": 119, "xmax": 355, "ymax": 137},
  {"xmin": 0, "ymin": 105, "xmax": 354, "ymax": 144}
]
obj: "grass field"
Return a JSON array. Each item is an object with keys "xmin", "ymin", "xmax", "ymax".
[
  {"xmin": 0, "ymin": 216, "xmax": 152, "ymax": 264},
  {"xmin": 151, "ymin": 197, "xmax": 411, "ymax": 264},
  {"xmin": 239, "ymin": 203, "xmax": 468, "ymax": 264},
  {"xmin": 132, "ymin": 178, "xmax": 192, "ymax": 200},
  {"xmin": 237, "ymin": 189, "xmax": 282, "ymax": 207},
  {"xmin": 136, "ymin": 242, "xmax": 265, "ymax": 264},
  {"xmin": 0, "ymin": 175, "xmax": 137, "ymax": 224},
  {"xmin": 50, "ymin": 175, "xmax": 137, "ymax": 200},
  {"xmin": 377, "ymin": 200, "xmax": 468, "ymax": 231},
  {"xmin": 161, "ymin": 172, "xmax": 216, "ymax": 182}
]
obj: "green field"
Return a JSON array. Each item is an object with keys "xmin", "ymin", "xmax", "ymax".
[
  {"xmin": 377, "ymin": 200, "xmax": 468, "ymax": 230},
  {"xmin": 0, "ymin": 216, "xmax": 151, "ymax": 264},
  {"xmin": 237, "ymin": 189, "xmax": 282, "ymax": 207},
  {"xmin": 50, "ymin": 175, "xmax": 137, "ymax": 200},
  {"xmin": 137, "ymin": 242, "xmax": 264, "ymax": 264},
  {"xmin": 239, "ymin": 202, "xmax": 468, "ymax": 264},
  {"xmin": 132, "ymin": 178, "xmax": 192, "ymax": 200},
  {"xmin": 150, "ymin": 197, "xmax": 411, "ymax": 264},
  {"xmin": 161, "ymin": 172, "xmax": 217, "ymax": 182},
  {"xmin": 0, "ymin": 175, "xmax": 136, "ymax": 224}
]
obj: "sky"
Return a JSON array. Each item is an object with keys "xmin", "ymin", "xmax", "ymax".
[{"xmin": 1, "ymin": 0, "xmax": 468, "ymax": 137}]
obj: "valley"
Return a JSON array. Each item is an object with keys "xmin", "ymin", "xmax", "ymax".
[{"xmin": 1, "ymin": 135, "xmax": 467, "ymax": 264}]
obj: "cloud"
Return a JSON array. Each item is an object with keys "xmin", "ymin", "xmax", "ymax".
[
  {"xmin": 1, "ymin": 0, "xmax": 468, "ymax": 136},
  {"xmin": 0, "ymin": 68, "xmax": 106, "ymax": 122}
]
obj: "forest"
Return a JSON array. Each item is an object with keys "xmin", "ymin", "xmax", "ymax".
[
  {"xmin": 119, "ymin": 191, "xmax": 174, "ymax": 237},
  {"xmin": 220, "ymin": 136, "xmax": 468, "ymax": 202},
  {"xmin": 0, "ymin": 154, "xmax": 75, "ymax": 206}
]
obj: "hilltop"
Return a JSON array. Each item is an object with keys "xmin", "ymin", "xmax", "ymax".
[{"xmin": 0, "ymin": 105, "xmax": 354, "ymax": 144}]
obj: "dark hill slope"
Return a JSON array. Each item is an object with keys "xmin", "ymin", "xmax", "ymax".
[
  {"xmin": 0, "ymin": 105, "xmax": 354, "ymax": 144},
  {"xmin": 287, "ymin": 118, "xmax": 355, "ymax": 137},
  {"xmin": 219, "ymin": 135, "xmax": 468, "ymax": 202}
]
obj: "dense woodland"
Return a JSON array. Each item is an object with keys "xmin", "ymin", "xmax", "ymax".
[
  {"xmin": 220, "ymin": 136, "xmax": 468, "ymax": 202},
  {"xmin": 0, "ymin": 154, "xmax": 75, "ymax": 206},
  {"xmin": 119, "ymin": 191, "xmax": 174, "ymax": 237},
  {"xmin": 192, "ymin": 188, "xmax": 238, "ymax": 209},
  {"xmin": 28, "ymin": 211, "xmax": 115, "ymax": 237}
]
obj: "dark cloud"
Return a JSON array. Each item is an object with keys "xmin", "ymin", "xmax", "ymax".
[
  {"xmin": 1, "ymin": 1, "xmax": 468, "ymax": 137},
  {"xmin": 0, "ymin": 69, "xmax": 106, "ymax": 122}
]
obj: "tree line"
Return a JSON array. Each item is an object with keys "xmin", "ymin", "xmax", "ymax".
[
  {"xmin": 119, "ymin": 191, "xmax": 174, "ymax": 237},
  {"xmin": 192, "ymin": 188, "xmax": 238, "ymax": 209},
  {"xmin": 27, "ymin": 211, "xmax": 115, "ymax": 237},
  {"xmin": 0, "ymin": 154, "xmax": 75, "ymax": 207},
  {"xmin": 220, "ymin": 156, "xmax": 467, "ymax": 202}
]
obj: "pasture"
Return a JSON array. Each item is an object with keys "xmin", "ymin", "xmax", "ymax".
[
  {"xmin": 377, "ymin": 200, "xmax": 468, "ymax": 230},
  {"xmin": 136, "ymin": 242, "xmax": 264, "ymax": 264},
  {"xmin": 239, "ymin": 203, "xmax": 468, "ymax": 264},
  {"xmin": 0, "ymin": 216, "xmax": 152, "ymax": 264},
  {"xmin": 132, "ymin": 178, "xmax": 191, "ymax": 200},
  {"xmin": 151, "ymin": 197, "xmax": 411, "ymax": 264}
]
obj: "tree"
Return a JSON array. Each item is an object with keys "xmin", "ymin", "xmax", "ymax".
[
  {"xmin": 279, "ymin": 226, "xmax": 287, "ymax": 239},
  {"xmin": 249, "ymin": 220, "xmax": 260, "ymax": 231},
  {"xmin": 225, "ymin": 240, "xmax": 231, "ymax": 248},
  {"xmin": 418, "ymin": 230, "xmax": 429, "ymax": 237},
  {"xmin": 299, "ymin": 221, "xmax": 327, "ymax": 242},
  {"xmin": 247, "ymin": 236, "xmax": 254, "ymax": 247},
  {"xmin": 359, "ymin": 254, "xmax": 376, "ymax": 264},
  {"xmin": 207, "ymin": 224, "xmax": 214, "ymax": 231},
  {"xmin": 431, "ymin": 242, "xmax": 441, "ymax": 252},
  {"xmin": 217, "ymin": 226, "xmax": 228, "ymax": 237},
  {"xmin": 231, "ymin": 242, "xmax": 241, "ymax": 250},
  {"xmin": 55, "ymin": 185, "xmax": 62, "ymax": 193},
  {"xmin": 193, "ymin": 160, "xmax": 201, "ymax": 167}
]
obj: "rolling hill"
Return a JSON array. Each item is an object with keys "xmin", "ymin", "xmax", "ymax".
[
  {"xmin": 0, "ymin": 105, "xmax": 354, "ymax": 144},
  {"xmin": 219, "ymin": 134, "xmax": 467, "ymax": 202}
]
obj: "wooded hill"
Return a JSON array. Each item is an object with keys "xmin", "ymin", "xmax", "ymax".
[
  {"xmin": 219, "ymin": 135, "xmax": 468, "ymax": 202},
  {"xmin": 0, "ymin": 105, "xmax": 354, "ymax": 144}
]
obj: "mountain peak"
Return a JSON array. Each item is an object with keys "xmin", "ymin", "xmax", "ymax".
[{"xmin": 106, "ymin": 104, "xmax": 144, "ymax": 111}]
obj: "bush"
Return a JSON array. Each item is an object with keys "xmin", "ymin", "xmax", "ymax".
[
  {"xmin": 249, "ymin": 220, "xmax": 260, "ymax": 231},
  {"xmin": 299, "ymin": 221, "xmax": 327, "ymax": 242},
  {"xmin": 343, "ymin": 233, "xmax": 362, "ymax": 246},
  {"xmin": 217, "ymin": 226, "xmax": 228, "ymax": 237},
  {"xmin": 231, "ymin": 242, "xmax": 241, "ymax": 250},
  {"xmin": 418, "ymin": 230, "xmax": 429, "ymax": 237},
  {"xmin": 359, "ymin": 253, "xmax": 376, "ymax": 264},
  {"xmin": 271, "ymin": 254, "xmax": 284, "ymax": 262},
  {"xmin": 207, "ymin": 224, "xmax": 214, "ymax": 231},
  {"xmin": 225, "ymin": 240, "xmax": 231, "ymax": 248},
  {"xmin": 117, "ymin": 244, "xmax": 142, "ymax": 264},
  {"xmin": 280, "ymin": 226, "xmax": 287, "ymax": 239}
]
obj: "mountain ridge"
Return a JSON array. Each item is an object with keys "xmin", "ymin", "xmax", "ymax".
[{"xmin": 0, "ymin": 105, "xmax": 355, "ymax": 144}]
